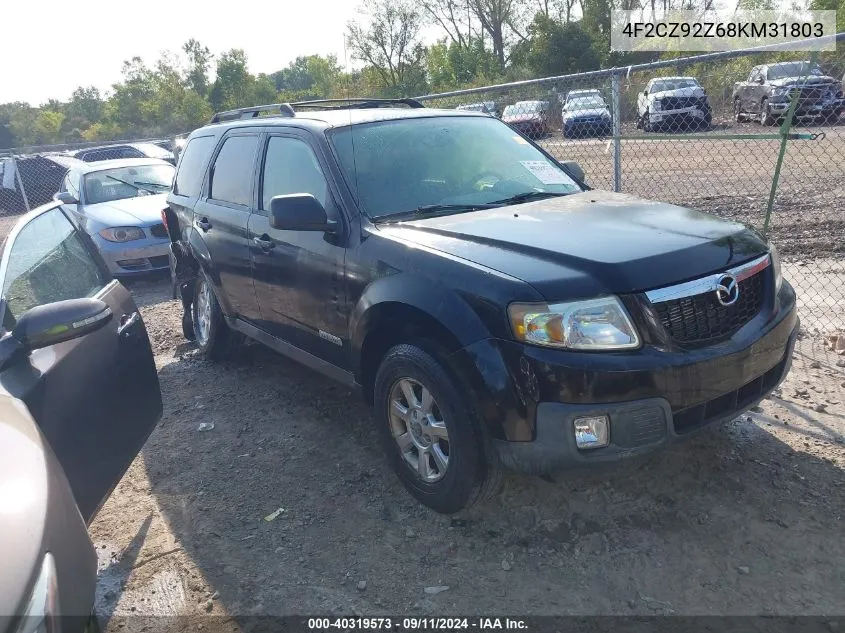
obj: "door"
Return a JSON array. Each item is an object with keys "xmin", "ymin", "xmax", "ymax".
[
  {"xmin": 248, "ymin": 133, "xmax": 348, "ymax": 367},
  {"xmin": 0, "ymin": 205, "xmax": 162, "ymax": 523},
  {"xmin": 193, "ymin": 133, "xmax": 262, "ymax": 321}
]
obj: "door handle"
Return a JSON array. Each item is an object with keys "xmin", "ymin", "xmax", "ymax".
[
  {"xmin": 253, "ymin": 235, "xmax": 275, "ymax": 252},
  {"xmin": 196, "ymin": 218, "xmax": 212, "ymax": 232},
  {"xmin": 117, "ymin": 312, "xmax": 141, "ymax": 337}
]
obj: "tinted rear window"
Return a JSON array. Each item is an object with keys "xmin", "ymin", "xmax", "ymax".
[
  {"xmin": 209, "ymin": 135, "xmax": 259, "ymax": 206},
  {"xmin": 174, "ymin": 135, "xmax": 216, "ymax": 198}
]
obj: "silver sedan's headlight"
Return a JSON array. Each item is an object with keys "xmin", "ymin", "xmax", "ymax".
[
  {"xmin": 15, "ymin": 553, "xmax": 60, "ymax": 633},
  {"xmin": 769, "ymin": 243, "xmax": 783, "ymax": 292},
  {"xmin": 99, "ymin": 227, "xmax": 145, "ymax": 242},
  {"xmin": 508, "ymin": 296, "xmax": 640, "ymax": 350}
]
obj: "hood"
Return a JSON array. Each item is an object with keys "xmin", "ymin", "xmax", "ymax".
[
  {"xmin": 376, "ymin": 190, "xmax": 768, "ymax": 299},
  {"xmin": 503, "ymin": 113, "xmax": 543, "ymax": 123},
  {"xmin": 83, "ymin": 192, "xmax": 168, "ymax": 226},
  {"xmin": 651, "ymin": 87, "xmax": 705, "ymax": 99},
  {"xmin": 563, "ymin": 107, "xmax": 610, "ymax": 120},
  {"xmin": 769, "ymin": 75, "xmax": 838, "ymax": 88}
]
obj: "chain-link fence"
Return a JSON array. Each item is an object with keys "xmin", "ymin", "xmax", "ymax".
[{"xmin": 418, "ymin": 38, "xmax": 845, "ymax": 378}]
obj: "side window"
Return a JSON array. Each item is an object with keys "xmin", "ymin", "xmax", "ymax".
[
  {"xmin": 210, "ymin": 135, "xmax": 260, "ymax": 207},
  {"xmin": 261, "ymin": 137, "xmax": 330, "ymax": 212},
  {"xmin": 1, "ymin": 208, "xmax": 106, "ymax": 330},
  {"xmin": 174, "ymin": 135, "xmax": 216, "ymax": 198}
]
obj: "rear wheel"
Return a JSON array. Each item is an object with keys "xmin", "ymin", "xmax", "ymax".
[
  {"xmin": 192, "ymin": 272, "xmax": 240, "ymax": 360},
  {"xmin": 373, "ymin": 343, "xmax": 501, "ymax": 514}
]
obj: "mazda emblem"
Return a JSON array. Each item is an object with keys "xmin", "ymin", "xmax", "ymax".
[{"xmin": 715, "ymin": 274, "xmax": 739, "ymax": 306}]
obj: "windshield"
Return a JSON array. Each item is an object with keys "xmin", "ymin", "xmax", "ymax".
[
  {"xmin": 329, "ymin": 116, "xmax": 582, "ymax": 220},
  {"xmin": 83, "ymin": 163, "xmax": 174, "ymax": 204},
  {"xmin": 565, "ymin": 97, "xmax": 606, "ymax": 110},
  {"xmin": 650, "ymin": 79, "xmax": 700, "ymax": 92},
  {"xmin": 767, "ymin": 62, "xmax": 823, "ymax": 80}
]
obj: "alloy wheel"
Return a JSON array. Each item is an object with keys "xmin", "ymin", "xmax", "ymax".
[
  {"xmin": 388, "ymin": 377, "xmax": 450, "ymax": 483},
  {"xmin": 195, "ymin": 278, "xmax": 212, "ymax": 346}
]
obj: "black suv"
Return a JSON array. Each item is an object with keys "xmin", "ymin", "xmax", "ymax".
[{"xmin": 164, "ymin": 98, "xmax": 798, "ymax": 513}]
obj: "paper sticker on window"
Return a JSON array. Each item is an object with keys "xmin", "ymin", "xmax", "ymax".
[
  {"xmin": 513, "ymin": 135, "xmax": 529, "ymax": 145},
  {"xmin": 520, "ymin": 160, "xmax": 569, "ymax": 185}
]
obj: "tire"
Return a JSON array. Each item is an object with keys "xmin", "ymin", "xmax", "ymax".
[
  {"xmin": 702, "ymin": 111, "xmax": 712, "ymax": 129},
  {"xmin": 643, "ymin": 110, "xmax": 653, "ymax": 132},
  {"xmin": 373, "ymin": 343, "xmax": 502, "ymax": 514},
  {"xmin": 760, "ymin": 99, "xmax": 776, "ymax": 126},
  {"xmin": 734, "ymin": 97, "xmax": 743, "ymax": 122},
  {"xmin": 192, "ymin": 271, "xmax": 240, "ymax": 360}
]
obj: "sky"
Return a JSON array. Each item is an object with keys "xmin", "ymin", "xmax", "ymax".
[{"xmin": 1, "ymin": 0, "xmax": 366, "ymax": 105}]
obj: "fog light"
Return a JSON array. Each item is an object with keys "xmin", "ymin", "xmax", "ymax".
[{"xmin": 573, "ymin": 415, "xmax": 609, "ymax": 449}]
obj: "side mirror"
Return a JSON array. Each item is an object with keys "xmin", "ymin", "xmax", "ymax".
[
  {"xmin": 643, "ymin": 89, "xmax": 649, "ymax": 97},
  {"xmin": 54, "ymin": 191, "xmax": 79, "ymax": 205},
  {"xmin": 559, "ymin": 160, "xmax": 586, "ymax": 183},
  {"xmin": 0, "ymin": 298, "xmax": 112, "ymax": 371},
  {"xmin": 269, "ymin": 194, "xmax": 336, "ymax": 233},
  {"xmin": 757, "ymin": 76, "xmax": 765, "ymax": 84}
]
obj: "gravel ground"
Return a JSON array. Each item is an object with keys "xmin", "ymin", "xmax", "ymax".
[{"xmin": 84, "ymin": 269, "xmax": 845, "ymax": 632}]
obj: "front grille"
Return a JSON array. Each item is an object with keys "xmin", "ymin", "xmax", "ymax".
[
  {"xmin": 148, "ymin": 255, "xmax": 170, "ymax": 268},
  {"xmin": 660, "ymin": 96, "xmax": 700, "ymax": 110},
  {"xmin": 673, "ymin": 353, "xmax": 788, "ymax": 434},
  {"xmin": 149, "ymin": 223, "xmax": 168, "ymax": 238},
  {"xmin": 652, "ymin": 270, "xmax": 765, "ymax": 345}
]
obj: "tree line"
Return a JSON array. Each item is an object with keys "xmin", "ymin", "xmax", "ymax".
[{"xmin": 1, "ymin": 0, "xmax": 842, "ymax": 149}]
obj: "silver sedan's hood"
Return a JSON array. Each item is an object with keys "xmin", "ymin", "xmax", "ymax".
[{"xmin": 83, "ymin": 193, "xmax": 168, "ymax": 227}]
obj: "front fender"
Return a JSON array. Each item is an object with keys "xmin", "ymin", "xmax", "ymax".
[
  {"xmin": 349, "ymin": 273, "xmax": 495, "ymax": 366},
  {"xmin": 185, "ymin": 230, "xmax": 232, "ymax": 316}
]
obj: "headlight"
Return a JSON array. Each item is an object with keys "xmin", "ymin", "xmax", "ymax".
[
  {"xmin": 15, "ymin": 553, "xmax": 60, "ymax": 633},
  {"xmin": 769, "ymin": 243, "xmax": 783, "ymax": 293},
  {"xmin": 652, "ymin": 99, "xmax": 662, "ymax": 111},
  {"xmin": 99, "ymin": 227, "xmax": 145, "ymax": 242},
  {"xmin": 772, "ymin": 87, "xmax": 789, "ymax": 97},
  {"xmin": 508, "ymin": 296, "xmax": 640, "ymax": 350}
]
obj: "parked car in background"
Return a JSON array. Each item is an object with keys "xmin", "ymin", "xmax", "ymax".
[
  {"xmin": 562, "ymin": 94, "xmax": 612, "ymax": 138},
  {"xmin": 637, "ymin": 76, "xmax": 712, "ymax": 131},
  {"xmin": 164, "ymin": 98, "xmax": 796, "ymax": 514},
  {"xmin": 733, "ymin": 61, "xmax": 844, "ymax": 125},
  {"xmin": 456, "ymin": 102, "xmax": 499, "ymax": 117},
  {"xmin": 68, "ymin": 142, "xmax": 176, "ymax": 165},
  {"xmin": 51, "ymin": 157, "xmax": 175, "ymax": 276},
  {"xmin": 0, "ymin": 201, "xmax": 162, "ymax": 633},
  {"xmin": 502, "ymin": 100, "xmax": 552, "ymax": 137}
]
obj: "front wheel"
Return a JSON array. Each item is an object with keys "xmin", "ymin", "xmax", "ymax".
[
  {"xmin": 760, "ymin": 99, "xmax": 776, "ymax": 126},
  {"xmin": 373, "ymin": 343, "xmax": 501, "ymax": 514},
  {"xmin": 734, "ymin": 97, "xmax": 743, "ymax": 122}
]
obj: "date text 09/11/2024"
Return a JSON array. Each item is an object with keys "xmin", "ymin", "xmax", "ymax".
[{"xmin": 307, "ymin": 617, "xmax": 529, "ymax": 630}]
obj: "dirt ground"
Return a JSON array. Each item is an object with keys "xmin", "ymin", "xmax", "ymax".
[{"xmin": 84, "ymin": 261, "xmax": 845, "ymax": 631}]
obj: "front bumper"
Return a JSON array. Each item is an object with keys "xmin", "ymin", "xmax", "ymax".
[
  {"xmin": 92, "ymin": 235, "xmax": 170, "ymax": 276},
  {"xmin": 649, "ymin": 107, "xmax": 709, "ymax": 123},
  {"xmin": 563, "ymin": 119, "xmax": 612, "ymax": 135},
  {"xmin": 451, "ymin": 281, "xmax": 799, "ymax": 474}
]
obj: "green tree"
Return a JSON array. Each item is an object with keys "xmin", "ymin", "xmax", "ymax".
[
  {"xmin": 511, "ymin": 14, "xmax": 600, "ymax": 76},
  {"xmin": 347, "ymin": 0, "xmax": 429, "ymax": 94},
  {"xmin": 210, "ymin": 49, "xmax": 258, "ymax": 110},
  {"xmin": 183, "ymin": 39, "xmax": 213, "ymax": 97}
]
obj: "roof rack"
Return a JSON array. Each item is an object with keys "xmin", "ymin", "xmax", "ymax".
[
  {"xmin": 210, "ymin": 103, "xmax": 296, "ymax": 124},
  {"xmin": 208, "ymin": 98, "xmax": 424, "ymax": 123},
  {"xmin": 289, "ymin": 98, "xmax": 425, "ymax": 110}
]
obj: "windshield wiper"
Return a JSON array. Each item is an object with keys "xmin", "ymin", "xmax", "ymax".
[
  {"xmin": 105, "ymin": 175, "xmax": 158, "ymax": 194},
  {"xmin": 376, "ymin": 203, "xmax": 495, "ymax": 223},
  {"xmin": 490, "ymin": 191, "xmax": 571, "ymax": 206},
  {"xmin": 132, "ymin": 180, "xmax": 170, "ymax": 190}
]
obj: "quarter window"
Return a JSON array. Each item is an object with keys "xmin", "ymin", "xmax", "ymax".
[{"xmin": 174, "ymin": 135, "xmax": 216, "ymax": 198}]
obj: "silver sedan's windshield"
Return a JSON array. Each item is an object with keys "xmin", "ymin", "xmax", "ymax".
[
  {"xmin": 83, "ymin": 164, "xmax": 174, "ymax": 204},
  {"xmin": 329, "ymin": 116, "xmax": 582, "ymax": 220}
]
